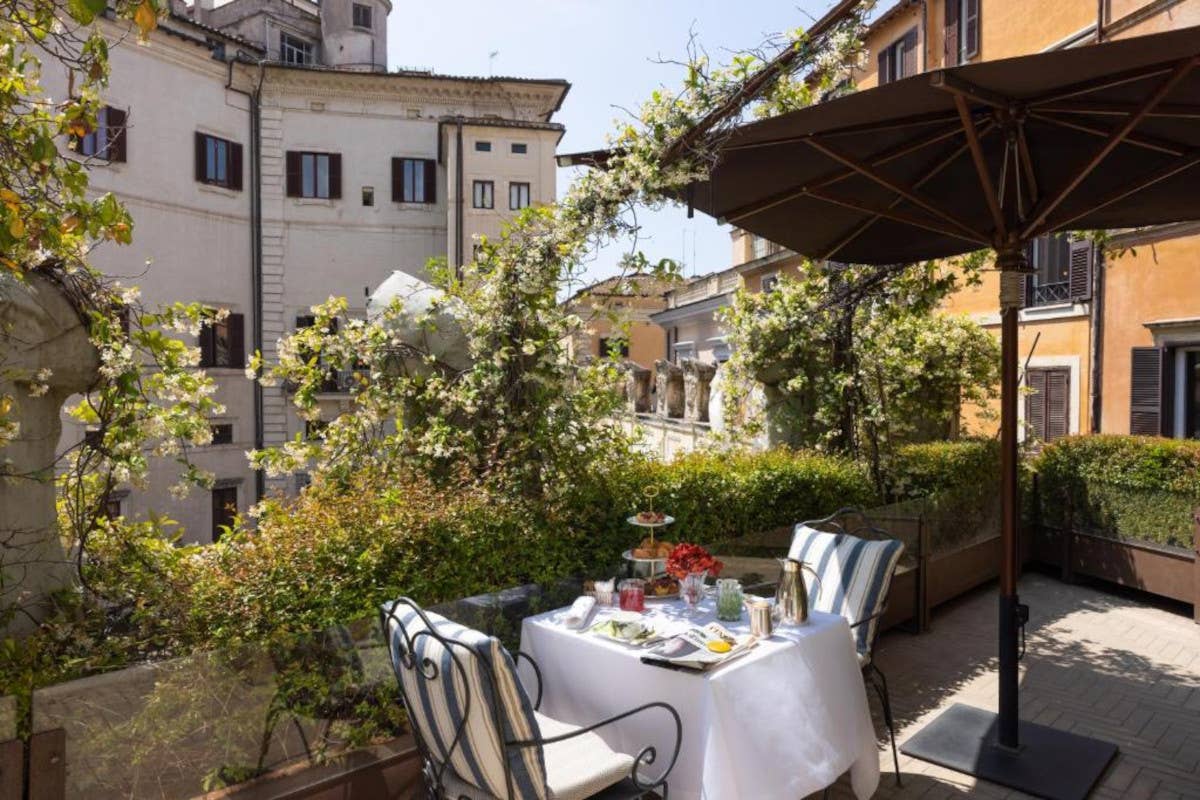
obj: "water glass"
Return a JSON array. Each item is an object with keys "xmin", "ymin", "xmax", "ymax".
[
  {"xmin": 716, "ymin": 578, "xmax": 744, "ymax": 621},
  {"xmin": 618, "ymin": 579, "xmax": 645, "ymax": 612},
  {"xmin": 680, "ymin": 570, "xmax": 707, "ymax": 612},
  {"xmin": 594, "ymin": 578, "xmax": 615, "ymax": 606}
]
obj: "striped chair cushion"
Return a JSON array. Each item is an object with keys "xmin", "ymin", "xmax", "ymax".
[
  {"xmin": 787, "ymin": 525, "xmax": 904, "ymax": 657},
  {"xmin": 383, "ymin": 601, "xmax": 547, "ymax": 799}
]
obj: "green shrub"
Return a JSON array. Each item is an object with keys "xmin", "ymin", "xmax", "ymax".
[
  {"xmin": 1033, "ymin": 435, "xmax": 1200, "ymax": 550},
  {"xmin": 885, "ymin": 438, "xmax": 1000, "ymax": 501}
]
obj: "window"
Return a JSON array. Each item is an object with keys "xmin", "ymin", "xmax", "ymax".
[
  {"xmin": 760, "ymin": 273, "xmax": 780, "ymax": 293},
  {"xmin": 286, "ymin": 151, "xmax": 341, "ymax": 199},
  {"xmin": 199, "ymin": 313, "xmax": 245, "ymax": 369},
  {"xmin": 305, "ymin": 419, "xmax": 330, "ymax": 439},
  {"xmin": 511, "ymin": 142, "xmax": 528, "ymax": 155},
  {"xmin": 598, "ymin": 337, "xmax": 630, "ymax": 359},
  {"xmin": 944, "ymin": 0, "xmax": 980, "ymax": 66},
  {"xmin": 280, "ymin": 32, "xmax": 314, "ymax": 65},
  {"xmin": 362, "ymin": 186, "xmax": 374, "ymax": 206},
  {"xmin": 475, "ymin": 141, "xmax": 492, "ymax": 152},
  {"xmin": 750, "ymin": 235, "xmax": 780, "ymax": 260},
  {"xmin": 352, "ymin": 3, "xmax": 372, "ymax": 29},
  {"xmin": 1025, "ymin": 367, "xmax": 1070, "ymax": 443},
  {"xmin": 878, "ymin": 28, "xmax": 918, "ymax": 84},
  {"xmin": 509, "ymin": 182, "xmax": 531, "ymax": 210},
  {"xmin": 1185, "ymin": 351, "xmax": 1200, "ymax": 440},
  {"xmin": 74, "ymin": 106, "xmax": 127, "ymax": 162},
  {"xmin": 211, "ymin": 485, "xmax": 238, "ymax": 542},
  {"xmin": 391, "ymin": 158, "xmax": 436, "ymax": 203},
  {"xmin": 296, "ymin": 315, "xmax": 341, "ymax": 392},
  {"xmin": 210, "ymin": 423, "xmax": 233, "ymax": 445},
  {"xmin": 473, "ymin": 180, "xmax": 494, "ymax": 209},
  {"xmin": 102, "ymin": 494, "xmax": 125, "ymax": 521},
  {"xmin": 1024, "ymin": 235, "xmax": 1092, "ymax": 307},
  {"xmin": 194, "ymin": 132, "xmax": 243, "ymax": 190}
]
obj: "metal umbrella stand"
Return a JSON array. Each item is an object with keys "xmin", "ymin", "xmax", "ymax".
[{"xmin": 679, "ymin": 25, "xmax": 1200, "ymax": 800}]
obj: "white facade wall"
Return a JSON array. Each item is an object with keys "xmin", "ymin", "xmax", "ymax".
[{"xmin": 41, "ymin": 8, "xmax": 566, "ymax": 541}]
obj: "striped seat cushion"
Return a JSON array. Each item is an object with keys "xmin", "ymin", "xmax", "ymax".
[
  {"xmin": 787, "ymin": 525, "xmax": 904, "ymax": 657},
  {"xmin": 383, "ymin": 601, "xmax": 547, "ymax": 799}
]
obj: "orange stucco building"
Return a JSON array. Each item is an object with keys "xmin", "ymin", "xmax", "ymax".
[
  {"xmin": 562, "ymin": 274, "xmax": 678, "ymax": 369},
  {"xmin": 856, "ymin": 0, "xmax": 1200, "ymax": 442}
]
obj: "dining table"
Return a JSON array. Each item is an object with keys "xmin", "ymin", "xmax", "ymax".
[{"xmin": 517, "ymin": 595, "xmax": 881, "ymax": 800}]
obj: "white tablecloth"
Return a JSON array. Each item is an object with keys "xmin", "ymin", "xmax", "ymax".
[{"xmin": 518, "ymin": 598, "xmax": 880, "ymax": 800}]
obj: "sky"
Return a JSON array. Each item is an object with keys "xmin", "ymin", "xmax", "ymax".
[{"xmin": 389, "ymin": 0, "xmax": 832, "ymax": 287}]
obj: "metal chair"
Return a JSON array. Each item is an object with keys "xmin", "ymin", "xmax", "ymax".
[
  {"xmin": 381, "ymin": 597, "xmax": 682, "ymax": 800},
  {"xmin": 793, "ymin": 507, "xmax": 905, "ymax": 788}
]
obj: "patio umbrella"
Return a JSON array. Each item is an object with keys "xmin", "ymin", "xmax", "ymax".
[{"xmin": 681, "ymin": 24, "xmax": 1200, "ymax": 800}]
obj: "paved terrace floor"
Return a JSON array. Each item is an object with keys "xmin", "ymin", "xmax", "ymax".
[{"xmin": 817, "ymin": 572, "xmax": 1200, "ymax": 800}]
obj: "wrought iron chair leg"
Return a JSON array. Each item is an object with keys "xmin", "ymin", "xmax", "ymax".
[{"xmin": 867, "ymin": 663, "xmax": 902, "ymax": 787}]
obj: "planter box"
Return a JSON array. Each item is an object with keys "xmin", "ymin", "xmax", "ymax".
[{"xmin": 1031, "ymin": 522, "xmax": 1198, "ymax": 619}]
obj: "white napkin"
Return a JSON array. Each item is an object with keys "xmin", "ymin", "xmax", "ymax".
[{"xmin": 563, "ymin": 596, "xmax": 597, "ymax": 630}]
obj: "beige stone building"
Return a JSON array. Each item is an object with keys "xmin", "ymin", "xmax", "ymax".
[{"xmin": 47, "ymin": 0, "xmax": 568, "ymax": 542}]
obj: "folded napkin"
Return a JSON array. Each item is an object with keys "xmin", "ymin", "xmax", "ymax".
[{"xmin": 563, "ymin": 596, "xmax": 597, "ymax": 630}]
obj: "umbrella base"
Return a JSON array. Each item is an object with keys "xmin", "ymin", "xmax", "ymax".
[{"xmin": 900, "ymin": 703, "xmax": 1118, "ymax": 800}]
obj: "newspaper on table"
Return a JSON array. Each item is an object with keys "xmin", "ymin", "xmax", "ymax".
[{"xmin": 641, "ymin": 622, "xmax": 757, "ymax": 672}]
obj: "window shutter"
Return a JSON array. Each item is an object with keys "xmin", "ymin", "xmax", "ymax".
[
  {"xmin": 424, "ymin": 159, "xmax": 437, "ymax": 204},
  {"xmin": 902, "ymin": 27, "xmax": 919, "ymax": 77},
  {"xmin": 944, "ymin": 0, "xmax": 960, "ymax": 66},
  {"xmin": 877, "ymin": 46, "xmax": 892, "ymax": 84},
  {"xmin": 328, "ymin": 153, "xmax": 342, "ymax": 199},
  {"xmin": 1026, "ymin": 369, "xmax": 1047, "ymax": 441},
  {"xmin": 199, "ymin": 323, "xmax": 215, "ymax": 367},
  {"xmin": 1046, "ymin": 369, "xmax": 1070, "ymax": 441},
  {"xmin": 195, "ymin": 132, "xmax": 206, "ymax": 182},
  {"xmin": 229, "ymin": 142, "xmax": 244, "ymax": 191},
  {"xmin": 1068, "ymin": 238, "xmax": 1093, "ymax": 301},
  {"xmin": 1130, "ymin": 347, "xmax": 1167, "ymax": 435},
  {"xmin": 391, "ymin": 158, "xmax": 402, "ymax": 202},
  {"xmin": 228, "ymin": 313, "xmax": 245, "ymax": 369},
  {"xmin": 107, "ymin": 107, "xmax": 127, "ymax": 163},
  {"xmin": 285, "ymin": 151, "xmax": 302, "ymax": 197},
  {"xmin": 963, "ymin": 0, "xmax": 980, "ymax": 61},
  {"xmin": 296, "ymin": 314, "xmax": 316, "ymax": 330}
]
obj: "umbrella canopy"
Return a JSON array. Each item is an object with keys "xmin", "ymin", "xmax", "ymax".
[{"xmin": 688, "ymin": 25, "xmax": 1200, "ymax": 265}]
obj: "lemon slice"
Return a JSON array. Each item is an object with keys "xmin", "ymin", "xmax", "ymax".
[{"xmin": 706, "ymin": 640, "xmax": 732, "ymax": 653}]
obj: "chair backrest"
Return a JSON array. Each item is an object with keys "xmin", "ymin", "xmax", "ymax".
[
  {"xmin": 788, "ymin": 508, "xmax": 904, "ymax": 657},
  {"xmin": 381, "ymin": 598, "xmax": 547, "ymax": 799}
]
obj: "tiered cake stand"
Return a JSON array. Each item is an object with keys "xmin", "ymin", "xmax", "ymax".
[{"xmin": 621, "ymin": 515, "xmax": 675, "ymax": 579}]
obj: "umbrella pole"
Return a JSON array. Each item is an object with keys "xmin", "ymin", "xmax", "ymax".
[
  {"xmin": 997, "ymin": 265, "xmax": 1026, "ymax": 752},
  {"xmin": 901, "ymin": 254, "xmax": 1117, "ymax": 799}
]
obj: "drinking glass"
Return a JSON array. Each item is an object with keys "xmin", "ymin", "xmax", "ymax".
[
  {"xmin": 680, "ymin": 570, "xmax": 707, "ymax": 613},
  {"xmin": 618, "ymin": 579, "xmax": 645, "ymax": 612},
  {"xmin": 716, "ymin": 578, "xmax": 744, "ymax": 621}
]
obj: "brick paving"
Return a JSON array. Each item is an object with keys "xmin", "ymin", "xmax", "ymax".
[{"xmin": 819, "ymin": 572, "xmax": 1200, "ymax": 799}]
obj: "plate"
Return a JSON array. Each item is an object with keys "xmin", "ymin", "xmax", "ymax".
[
  {"xmin": 622, "ymin": 549, "xmax": 669, "ymax": 564},
  {"xmin": 588, "ymin": 617, "xmax": 663, "ymax": 647},
  {"xmin": 627, "ymin": 515, "xmax": 675, "ymax": 528}
]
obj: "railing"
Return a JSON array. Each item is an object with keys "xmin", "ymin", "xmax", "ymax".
[{"xmin": 1030, "ymin": 280, "xmax": 1070, "ymax": 306}]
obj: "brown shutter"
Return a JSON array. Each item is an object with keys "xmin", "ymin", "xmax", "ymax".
[
  {"xmin": 963, "ymin": 0, "xmax": 980, "ymax": 61},
  {"xmin": 229, "ymin": 142, "xmax": 243, "ymax": 191},
  {"xmin": 1026, "ymin": 368, "xmax": 1047, "ymax": 441},
  {"xmin": 1068, "ymin": 238, "xmax": 1093, "ymax": 301},
  {"xmin": 228, "ymin": 313, "xmax": 245, "ymax": 368},
  {"xmin": 107, "ymin": 107, "xmax": 127, "ymax": 163},
  {"xmin": 328, "ymin": 153, "xmax": 342, "ymax": 199},
  {"xmin": 199, "ymin": 323, "xmax": 214, "ymax": 367},
  {"xmin": 296, "ymin": 314, "xmax": 316, "ymax": 329},
  {"xmin": 902, "ymin": 27, "xmax": 919, "ymax": 78},
  {"xmin": 391, "ymin": 158, "xmax": 402, "ymax": 202},
  {"xmin": 1045, "ymin": 369, "xmax": 1070, "ymax": 441},
  {"xmin": 944, "ymin": 0, "xmax": 960, "ymax": 66},
  {"xmin": 424, "ymin": 158, "xmax": 437, "ymax": 204},
  {"xmin": 285, "ymin": 151, "xmax": 302, "ymax": 197},
  {"xmin": 877, "ymin": 46, "xmax": 892, "ymax": 85},
  {"xmin": 195, "ymin": 132, "xmax": 207, "ymax": 182},
  {"xmin": 1130, "ymin": 347, "xmax": 1168, "ymax": 435}
]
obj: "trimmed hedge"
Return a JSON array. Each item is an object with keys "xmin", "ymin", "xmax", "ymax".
[
  {"xmin": 1033, "ymin": 435, "xmax": 1200, "ymax": 550},
  {"xmin": 885, "ymin": 438, "xmax": 1000, "ymax": 501}
]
